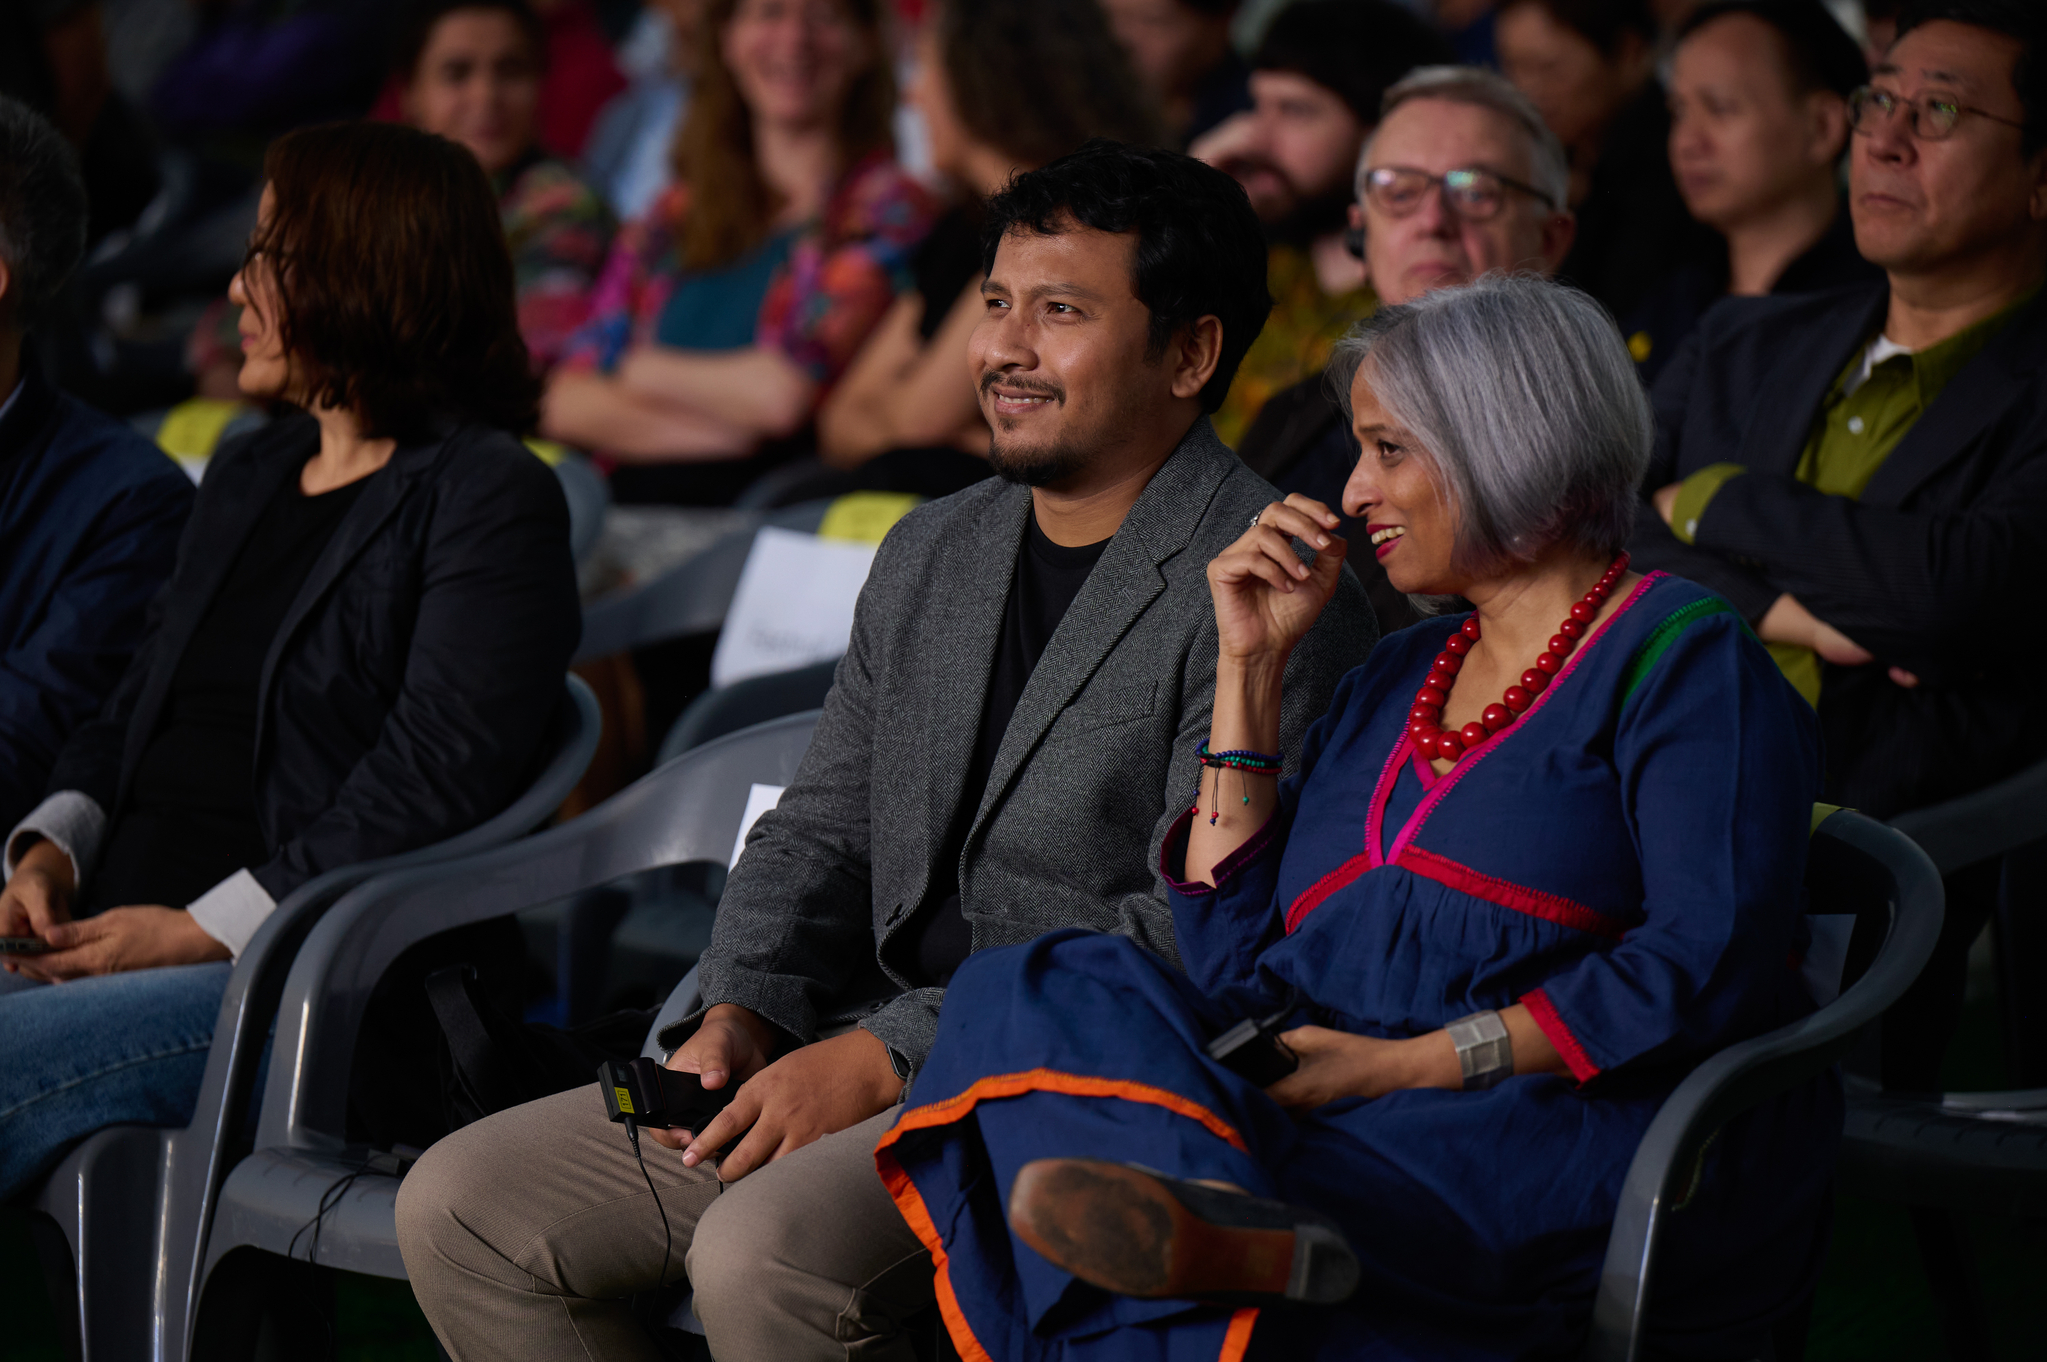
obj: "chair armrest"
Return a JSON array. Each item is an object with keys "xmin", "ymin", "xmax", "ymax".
[
  {"xmin": 1890, "ymin": 755, "xmax": 2047, "ymax": 876},
  {"xmin": 1579, "ymin": 812, "xmax": 1944, "ymax": 1362},
  {"xmin": 254, "ymin": 712, "xmax": 818, "ymax": 1152},
  {"xmin": 642, "ymin": 966, "xmax": 705, "ymax": 1060}
]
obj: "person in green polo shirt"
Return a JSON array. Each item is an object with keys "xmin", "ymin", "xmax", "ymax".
[{"xmin": 1631, "ymin": 0, "xmax": 2047, "ymax": 1089}]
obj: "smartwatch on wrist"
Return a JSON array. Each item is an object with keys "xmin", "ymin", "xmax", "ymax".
[{"xmin": 1445, "ymin": 1009, "xmax": 1513, "ymax": 1090}]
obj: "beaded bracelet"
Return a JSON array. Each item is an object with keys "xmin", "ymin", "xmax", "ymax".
[{"xmin": 1193, "ymin": 743, "xmax": 1283, "ymax": 825}]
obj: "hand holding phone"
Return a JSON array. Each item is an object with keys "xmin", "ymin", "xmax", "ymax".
[{"xmin": 0, "ymin": 937, "xmax": 53, "ymax": 955}]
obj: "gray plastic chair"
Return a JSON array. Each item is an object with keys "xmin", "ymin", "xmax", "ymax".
[
  {"xmin": 191, "ymin": 712, "xmax": 819, "ymax": 1324},
  {"xmin": 657, "ymin": 658, "xmax": 842, "ymax": 764},
  {"xmin": 575, "ymin": 501, "xmax": 831, "ymax": 662},
  {"xmin": 1579, "ymin": 809, "xmax": 1944, "ymax": 1361},
  {"xmin": 1832, "ymin": 757, "xmax": 2047, "ymax": 1359},
  {"xmin": 551, "ymin": 453, "xmax": 609, "ymax": 565},
  {"xmin": 26, "ymin": 676, "xmax": 601, "ymax": 1362}
]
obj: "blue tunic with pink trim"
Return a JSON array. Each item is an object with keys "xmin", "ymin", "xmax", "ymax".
[{"xmin": 876, "ymin": 573, "xmax": 1842, "ymax": 1362}]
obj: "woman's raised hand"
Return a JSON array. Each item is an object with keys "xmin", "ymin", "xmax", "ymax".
[{"xmin": 1207, "ymin": 495, "xmax": 1348, "ymax": 661}]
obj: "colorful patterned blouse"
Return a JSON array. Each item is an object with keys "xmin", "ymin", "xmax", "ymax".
[
  {"xmin": 500, "ymin": 155, "xmax": 617, "ymax": 373},
  {"xmin": 560, "ymin": 153, "xmax": 936, "ymax": 391},
  {"xmin": 1211, "ymin": 244, "xmax": 1377, "ymax": 450}
]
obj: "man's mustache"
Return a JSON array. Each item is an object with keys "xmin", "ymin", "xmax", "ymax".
[{"xmin": 980, "ymin": 373, "xmax": 1066, "ymax": 404}]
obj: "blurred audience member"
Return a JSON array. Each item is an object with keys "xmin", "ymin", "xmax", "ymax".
[
  {"xmin": 0, "ymin": 121, "xmax": 579, "ymax": 1195},
  {"xmin": 1498, "ymin": 0, "xmax": 1718, "ymax": 318},
  {"xmin": 1103, "ymin": 0, "xmax": 1251, "ymax": 147},
  {"xmin": 543, "ymin": 0, "xmax": 934, "ymax": 506},
  {"xmin": 0, "ymin": 1, "xmax": 159, "ymax": 243},
  {"xmin": 398, "ymin": 141, "xmax": 1374, "ymax": 1362},
  {"xmin": 817, "ymin": 0, "xmax": 1160, "ymax": 495},
  {"xmin": 1437, "ymin": 0, "xmax": 1502, "ymax": 66},
  {"xmin": 0, "ymin": 99, "xmax": 192, "ymax": 839},
  {"xmin": 1626, "ymin": 0, "xmax": 1877, "ymax": 383},
  {"xmin": 1195, "ymin": 0, "xmax": 1452, "ymax": 448},
  {"xmin": 1864, "ymin": 0, "xmax": 1902, "ymax": 60},
  {"xmin": 527, "ymin": 0, "xmax": 626, "ymax": 157},
  {"xmin": 1632, "ymin": 0, "xmax": 2047, "ymax": 1088},
  {"xmin": 583, "ymin": 0, "xmax": 708, "ymax": 218},
  {"xmin": 398, "ymin": 0, "xmax": 616, "ymax": 372},
  {"xmin": 1240, "ymin": 67, "xmax": 1574, "ymax": 633}
]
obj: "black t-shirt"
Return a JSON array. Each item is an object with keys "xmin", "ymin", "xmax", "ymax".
[
  {"xmin": 905, "ymin": 512, "xmax": 1110, "ymax": 985},
  {"xmin": 87, "ymin": 465, "xmax": 374, "ymax": 912}
]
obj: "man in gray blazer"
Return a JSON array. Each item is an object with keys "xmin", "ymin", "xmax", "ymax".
[{"xmin": 399, "ymin": 141, "xmax": 1376, "ymax": 1362}]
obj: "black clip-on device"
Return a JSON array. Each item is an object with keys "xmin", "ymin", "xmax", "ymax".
[
  {"xmin": 1206, "ymin": 1000, "xmax": 1301, "ymax": 1087},
  {"xmin": 600, "ymin": 1057, "xmax": 744, "ymax": 1287}
]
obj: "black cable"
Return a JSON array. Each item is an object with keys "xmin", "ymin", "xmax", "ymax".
[{"xmin": 625, "ymin": 1118, "xmax": 673, "ymax": 1288}]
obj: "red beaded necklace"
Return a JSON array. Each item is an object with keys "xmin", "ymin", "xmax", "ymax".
[{"xmin": 1408, "ymin": 554, "xmax": 1630, "ymax": 763}]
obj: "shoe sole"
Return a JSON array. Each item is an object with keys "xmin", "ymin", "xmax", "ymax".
[{"xmin": 1006, "ymin": 1158, "xmax": 1357, "ymax": 1303}]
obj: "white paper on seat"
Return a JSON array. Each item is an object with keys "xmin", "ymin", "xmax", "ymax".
[
  {"xmin": 731, "ymin": 783, "xmax": 785, "ymax": 868},
  {"xmin": 710, "ymin": 527, "xmax": 878, "ymax": 687}
]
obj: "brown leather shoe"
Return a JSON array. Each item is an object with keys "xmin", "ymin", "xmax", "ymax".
[{"xmin": 1007, "ymin": 1158, "xmax": 1360, "ymax": 1304}]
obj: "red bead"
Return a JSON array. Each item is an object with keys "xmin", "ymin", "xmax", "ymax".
[
  {"xmin": 1570, "ymin": 601, "xmax": 1596, "ymax": 623},
  {"xmin": 1521, "ymin": 668, "xmax": 1549, "ymax": 693},
  {"xmin": 1549, "ymin": 634, "xmax": 1575, "ymax": 656},
  {"xmin": 1434, "ymin": 730, "xmax": 1462, "ymax": 757},
  {"xmin": 1460, "ymin": 721, "xmax": 1489, "ymax": 748},
  {"xmin": 1445, "ymin": 632, "xmax": 1473, "ymax": 656},
  {"xmin": 1432, "ymin": 653, "xmax": 1462, "ymax": 676},
  {"xmin": 1417, "ymin": 683, "xmax": 1448, "ymax": 709},
  {"xmin": 1536, "ymin": 652, "xmax": 1562, "ymax": 675},
  {"xmin": 1560, "ymin": 617, "xmax": 1586, "ymax": 639},
  {"xmin": 1461, "ymin": 618, "xmax": 1482, "ymax": 641},
  {"xmin": 1410, "ymin": 703, "xmax": 1440, "ymax": 723},
  {"xmin": 1503, "ymin": 685, "xmax": 1533, "ymax": 712},
  {"xmin": 1482, "ymin": 703, "xmax": 1512, "ymax": 731},
  {"xmin": 1410, "ymin": 721, "xmax": 1437, "ymax": 742}
]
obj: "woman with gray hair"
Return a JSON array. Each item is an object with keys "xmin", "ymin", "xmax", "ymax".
[{"xmin": 874, "ymin": 277, "xmax": 1837, "ymax": 1359}]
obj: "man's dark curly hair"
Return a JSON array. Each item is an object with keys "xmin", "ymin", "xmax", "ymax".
[
  {"xmin": 980, "ymin": 139, "xmax": 1272, "ymax": 413},
  {"xmin": 1897, "ymin": 0, "xmax": 2047, "ymax": 156},
  {"xmin": 246, "ymin": 121, "xmax": 539, "ymax": 439}
]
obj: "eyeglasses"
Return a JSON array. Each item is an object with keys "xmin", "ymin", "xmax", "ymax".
[
  {"xmin": 1361, "ymin": 166, "xmax": 1556, "ymax": 222},
  {"xmin": 1847, "ymin": 85, "xmax": 2026, "ymax": 142}
]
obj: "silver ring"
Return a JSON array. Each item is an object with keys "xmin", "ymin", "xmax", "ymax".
[{"xmin": 1250, "ymin": 510, "xmax": 1264, "ymax": 530}]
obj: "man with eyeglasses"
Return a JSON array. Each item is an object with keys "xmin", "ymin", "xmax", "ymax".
[
  {"xmin": 1238, "ymin": 65, "xmax": 1576, "ymax": 635},
  {"xmin": 1632, "ymin": 0, "xmax": 2047, "ymax": 1090}
]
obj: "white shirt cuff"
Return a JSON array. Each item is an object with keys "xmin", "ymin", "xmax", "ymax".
[
  {"xmin": 5, "ymin": 791, "xmax": 107, "ymax": 886},
  {"xmin": 185, "ymin": 869, "xmax": 277, "ymax": 961}
]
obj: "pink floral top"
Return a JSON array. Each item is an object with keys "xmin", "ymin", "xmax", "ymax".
[{"xmin": 561, "ymin": 153, "xmax": 936, "ymax": 391}]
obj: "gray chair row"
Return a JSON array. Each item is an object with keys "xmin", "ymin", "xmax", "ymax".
[
  {"xmin": 575, "ymin": 501, "xmax": 831, "ymax": 663},
  {"xmin": 190, "ymin": 712, "xmax": 821, "ymax": 1338},
  {"xmin": 26, "ymin": 676, "xmax": 602, "ymax": 1362}
]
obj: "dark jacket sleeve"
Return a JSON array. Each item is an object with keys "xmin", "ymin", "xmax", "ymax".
[
  {"xmin": 3, "ymin": 467, "xmax": 191, "ymax": 830},
  {"xmin": 1625, "ymin": 327, "xmax": 1781, "ymax": 622},
  {"xmin": 247, "ymin": 442, "xmax": 579, "ymax": 900}
]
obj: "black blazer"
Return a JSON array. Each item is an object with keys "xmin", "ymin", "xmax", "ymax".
[
  {"xmin": 1629, "ymin": 282, "xmax": 2047, "ymax": 816},
  {"xmin": 50, "ymin": 413, "xmax": 581, "ymax": 901}
]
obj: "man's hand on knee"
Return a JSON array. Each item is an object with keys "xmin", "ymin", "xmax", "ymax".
[{"xmin": 680, "ymin": 1027, "xmax": 904, "ymax": 1182}]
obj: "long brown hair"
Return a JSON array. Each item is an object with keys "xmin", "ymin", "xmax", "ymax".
[
  {"xmin": 936, "ymin": 0, "xmax": 1161, "ymax": 170},
  {"xmin": 248, "ymin": 121, "xmax": 539, "ymax": 438},
  {"xmin": 670, "ymin": 0, "xmax": 896, "ymax": 270}
]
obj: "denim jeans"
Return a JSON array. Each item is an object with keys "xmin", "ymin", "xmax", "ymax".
[{"xmin": 0, "ymin": 962, "xmax": 230, "ymax": 1199}]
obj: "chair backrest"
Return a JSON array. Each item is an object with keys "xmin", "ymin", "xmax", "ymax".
[
  {"xmin": 1889, "ymin": 754, "xmax": 2047, "ymax": 877},
  {"xmin": 551, "ymin": 454, "xmax": 609, "ymax": 564},
  {"xmin": 658, "ymin": 658, "xmax": 841, "ymax": 763},
  {"xmin": 253, "ymin": 710, "xmax": 820, "ymax": 1153},
  {"xmin": 1581, "ymin": 809, "xmax": 1945, "ymax": 1361},
  {"xmin": 574, "ymin": 501, "xmax": 832, "ymax": 662}
]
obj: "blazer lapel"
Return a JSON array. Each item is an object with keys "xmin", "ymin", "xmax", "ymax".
[
  {"xmin": 1741, "ymin": 285, "xmax": 1889, "ymax": 477},
  {"xmin": 117, "ymin": 428, "xmax": 308, "ymax": 795},
  {"xmin": 967, "ymin": 420, "xmax": 1233, "ymax": 844},
  {"xmin": 1860, "ymin": 292, "xmax": 2047, "ymax": 507},
  {"xmin": 916, "ymin": 485, "xmax": 1031, "ymax": 897},
  {"xmin": 252, "ymin": 432, "xmax": 450, "ymax": 746}
]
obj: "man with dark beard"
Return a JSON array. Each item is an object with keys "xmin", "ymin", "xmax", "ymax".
[
  {"xmin": 1193, "ymin": 0, "xmax": 1451, "ymax": 446},
  {"xmin": 397, "ymin": 141, "xmax": 1375, "ymax": 1362}
]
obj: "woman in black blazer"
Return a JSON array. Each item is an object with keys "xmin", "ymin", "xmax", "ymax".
[{"xmin": 0, "ymin": 121, "xmax": 580, "ymax": 1197}]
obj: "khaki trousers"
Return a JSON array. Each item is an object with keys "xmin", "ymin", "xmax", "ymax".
[{"xmin": 396, "ymin": 1087, "xmax": 932, "ymax": 1362}]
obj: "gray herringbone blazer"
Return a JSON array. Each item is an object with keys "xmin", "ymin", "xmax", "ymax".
[{"xmin": 669, "ymin": 419, "xmax": 1377, "ymax": 1074}]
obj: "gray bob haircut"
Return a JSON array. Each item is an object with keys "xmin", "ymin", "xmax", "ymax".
[
  {"xmin": 1327, "ymin": 275, "xmax": 1651, "ymax": 574},
  {"xmin": 0, "ymin": 97, "xmax": 87, "ymax": 331},
  {"xmin": 1359, "ymin": 66, "xmax": 1569, "ymax": 211}
]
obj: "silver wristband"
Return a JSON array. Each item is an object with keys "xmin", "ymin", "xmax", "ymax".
[{"xmin": 1445, "ymin": 1009, "xmax": 1514, "ymax": 1091}]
